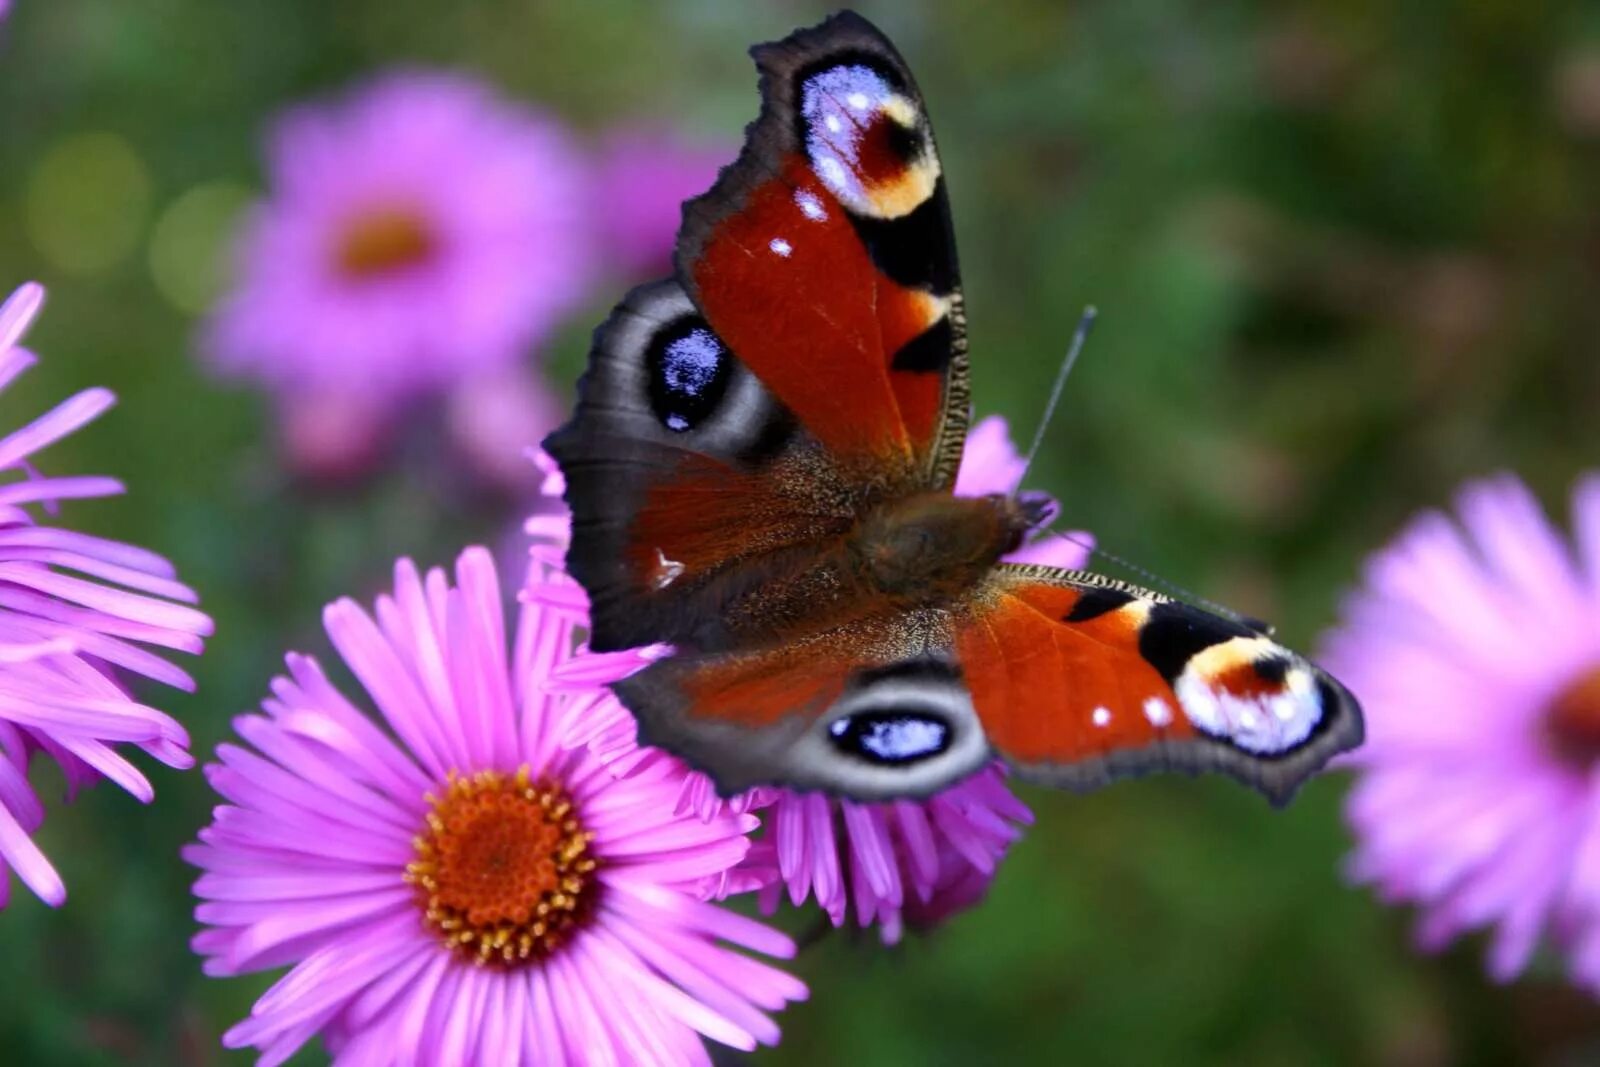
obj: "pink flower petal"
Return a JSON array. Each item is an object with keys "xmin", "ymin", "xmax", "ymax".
[
  {"xmin": 1330, "ymin": 472, "xmax": 1600, "ymax": 990},
  {"xmin": 192, "ymin": 546, "xmax": 800, "ymax": 1062}
]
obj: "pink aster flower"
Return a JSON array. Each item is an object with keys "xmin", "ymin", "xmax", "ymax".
[
  {"xmin": 206, "ymin": 71, "xmax": 592, "ymax": 404},
  {"xmin": 0, "ymin": 283, "xmax": 210, "ymax": 907},
  {"xmin": 189, "ymin": 546, "xmax": 805, "ymax": 1066},
  {"xmin": 1327, "ymin": 473, "xmax": 1600, "ymax": 991},
  {"xmin": 592, "ymin": 127, "xmax": 731, "ymax": 277},
  {"xmin": 740, "ymin": 765, "xmax": 1032, "ymax": 943}
]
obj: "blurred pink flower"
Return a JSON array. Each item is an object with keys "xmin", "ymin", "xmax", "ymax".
[
  {"xmin": 273, "ymin": 389, "xmax": 394, "ymax": 485},
  {"xmin": 444, "ymin": 366, "xmax": 568, "ymax": 495},
  {"xmin": 1327, "ymin": 473, "xmax": 1600, "ymax": 991},
  {"xmin": 206, "ymin": 71, "xmax": 592, "ymax": 403},
  {"xmin": 0, "ymin": 283, "xmax": 211, "ymax": 907},
  {"xmin": 189, "ymin": 546, "xmax": 804, "ymax": 1066},
  {"xmin": 592, "ymin": 127, "xmax": 729, "ymax": 277},
  {"xmin": 274, "ymin": 366, "xmax": 569, "ymax": 492}
]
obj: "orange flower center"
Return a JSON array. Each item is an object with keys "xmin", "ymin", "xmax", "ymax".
[
  {"xmin": 1545, "ymin": 665, "xmax": 1600, "ymax": 767},
  {"xmin": 334, "ymin": 206, "xmax": 438, "ymax": 280},
  {"xmin": 406, "ymin": 768, "xmax": 597, "ymax": 968}
]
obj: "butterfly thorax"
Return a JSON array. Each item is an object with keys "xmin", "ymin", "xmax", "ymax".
[{"xmin": 844, "ymin": 491, "xmax": 1044, "ymax": 607}]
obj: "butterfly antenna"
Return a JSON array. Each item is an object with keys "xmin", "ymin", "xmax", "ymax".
[
  {"xmin": 1018, "ymin": 305, "xmax": 1097, "ymax": 488},
  {"xmin": 1016, "ymin": 306, "xmax": 1270, "ymax": 634},
  {"xmin": 1040, "ymin": 526, "xmax": 1270, "ymax": 633}
]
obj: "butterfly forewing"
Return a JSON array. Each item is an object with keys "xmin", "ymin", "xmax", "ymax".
[{"xmin": 677, "ymin": 10, "xmax": 972, "ymax": 487}]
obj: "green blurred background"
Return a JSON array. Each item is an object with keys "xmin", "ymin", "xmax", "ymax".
[{"xmin": 3, "ymin": 0, "xmax": 1600, "ymax": 1063}]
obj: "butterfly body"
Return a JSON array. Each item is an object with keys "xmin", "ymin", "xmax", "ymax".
[
  {"xmin": 546, "ymin": 11, "xmax": 1363, "ymax": 805},
  {"xmin": 846, "ymin": 490, "xmax": 1044, "ymax": 606}
]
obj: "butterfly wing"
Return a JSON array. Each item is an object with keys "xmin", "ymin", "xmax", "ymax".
[
  {"xmin": 952, "ymin": 565, "xmax": 1363, "ymax": 803},
  {"xmin": 620, "ymin": 565, "xmax": 1362, "ymax": 804},
  {"xmin": 545, "ymin": 12, "xmax": 972, "ymax": 652},
  {"xmin": 678, "ymin": 10, "xmax": 971, "ymax": 484},
  {"xmin": 616, "ymin": 610, "xmax": 996, "ymax": 799},
  {"xmin": 544, "ymin": 280, "xmax": 852, "ymax": 651}
]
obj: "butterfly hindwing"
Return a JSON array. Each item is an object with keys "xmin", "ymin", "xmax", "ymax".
[
  {"xmin": 619, "ymin": 564, "xmax": 1361, "ymax": 805},
  {"xmin": 615, "ymin": 612, "xmax": 993, "ymax": 799},
  {"xmin": 544, "ymin": 281, "xmax": 861, "ymax": 652},
  {"xmin": 953, "ymin": 566, "xmax": 1363, "ymax": 803}
]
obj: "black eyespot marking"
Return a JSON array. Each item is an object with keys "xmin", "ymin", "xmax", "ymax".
[
  {"xmin": 1253, "ymin": 656, "xmax": 1292, "ymax": 685},
  {"xmin": 1137, "ymin": 602, "xmax": 1255, "ymax": 683},
  {"xmin": 645, "ymin": 317, "xmax": 732, "ymax": 433},
  {"xmin": 881, "ymin": 119, "xmax": 925, "ymax": 165},
  {"xmin": 1065, "ymin": 587, "xmax": 1135, "ymax": 623},
  {"xmin": 828, "ymin": 710, "xmax": 951, "ymax": 764}
]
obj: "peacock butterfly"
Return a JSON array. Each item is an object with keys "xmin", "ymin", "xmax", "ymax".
[{"xmin": 544, "ymin": 11, "xmax": 1362, "ymax": 804}]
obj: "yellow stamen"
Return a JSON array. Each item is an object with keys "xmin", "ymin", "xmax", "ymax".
[{"xmin": 406, "ymin": 767, "xmax": 597, "ymax": 968}]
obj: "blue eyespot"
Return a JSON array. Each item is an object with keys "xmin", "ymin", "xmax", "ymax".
[
  {"xmin": 645, "ymin": 317, "xmax": 732, "ymax": 433},
  {"xmin": 828, "ymin": 710, "xmax": 951, "ymax": 764}
]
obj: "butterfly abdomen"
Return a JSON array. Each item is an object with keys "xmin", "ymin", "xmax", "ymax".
[{"xmin": 845, "ymin": 492, "xmax": 1032, "ymax": 606}]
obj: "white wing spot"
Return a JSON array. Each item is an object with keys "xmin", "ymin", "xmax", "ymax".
[
  {"xmin": 1091, "ymin": 707, "xmax": 1112, "ymax": 728},
  {"xmin": 817, "ymin": 156, "xmax": 849, "ymax": 191},
  {"xmin": 651, "ymin": 549, "xmax": 685, "ymax": 590},
  {"xmin": 795, "ymin": 191, "xmax": 827, "ymax": 221},
  {"xmin": 847, "ymin": 91, "xmax": 870, "ymax": 110},
  {"xmin": 824, "ymin": 114, "xmax": 843, "ymax": 133},
  {"xmin": 768, "ymin": 237, "xmax": 792, "ymax": 257},
  {"xmin": 1143, "ymin": 697, "xmax": 1173, "ymax": 727}
]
